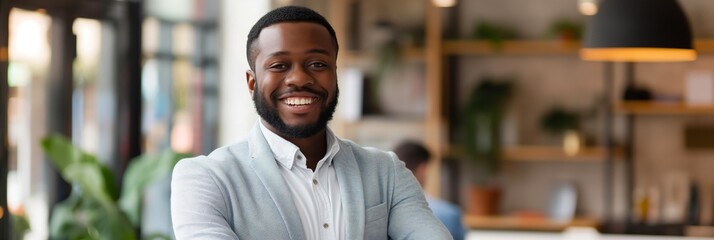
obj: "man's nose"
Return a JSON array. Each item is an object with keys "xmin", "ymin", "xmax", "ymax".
[{"xmin": 285, "ymin": 66, "xmax": 314, "ymax": 87}]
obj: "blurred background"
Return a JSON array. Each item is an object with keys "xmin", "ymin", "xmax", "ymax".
[{"xmin": 3, "ymin": 0, "xmax": 714, "ymax": 239}]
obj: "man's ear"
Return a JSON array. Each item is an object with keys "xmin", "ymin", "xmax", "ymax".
[{"xmin": 246, "ymin": 70, "xmax": 256, "ymax": 96}]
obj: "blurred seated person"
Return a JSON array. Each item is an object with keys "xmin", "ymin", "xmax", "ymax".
[{"xmin": 394, "ymin": 141, "xmax": 466, "ymax": 240}]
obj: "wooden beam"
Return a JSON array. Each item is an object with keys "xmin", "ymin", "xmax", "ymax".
[{"xmin": 424, "ymin": 0, "xmax": 444, "ymax": 197}]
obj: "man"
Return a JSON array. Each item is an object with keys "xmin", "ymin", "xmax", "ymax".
[
  {"xmin": 394, "ymin": 141, "xmax": 466, "ymax": 240},
  {"xmin": 170, "ymin": 6, "xmax": 451, "ymax": 240}
]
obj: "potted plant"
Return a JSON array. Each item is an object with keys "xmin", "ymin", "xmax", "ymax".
[
  {"xmin": 547, "ymin": 18, "xmax": 583, "ymax": 42},
  {"xmin": 540, "ymin": 106, "xmax": 582, "ymax": 155},
  {"xmin": 41, "ymin": 134, "xmax": 190, "ymax": 239},
  {"xmin": 471, "ymin": 21, "xmax": 518, "ymax": 50},
  {"xmin": 458, "ymin": 77, "xmax": 513, "ymax": 216}
]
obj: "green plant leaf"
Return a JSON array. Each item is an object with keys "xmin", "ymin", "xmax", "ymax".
[
  {"xmin": 119, "ymin": 150, "xmax": 190, "ymax": 227},
  {"xmin": 472, "ymin": 22, "xmax": 518, "ymax": 50},
  {"xmin": 460, "ymin": 79, "xmax": 513, "ymax": 184},
  {"xmin": 540, "ymin": 107, "xmax": 581, "ymax": 135},
  {"xmin": 11, "ymin": 213, "xmax": 31, "ymax": 240},
  {"xmin": 96, "ymin": 207, "xmax": 137, "ymax": 240},
  {"xmin": 49, "ymin": 193, "xmax": 92, "ymax": 239},
  {"xmin": 547, "ymin": 18, "xmax": 583, "ymax": 40},
  {"xmin": 41, "ymin": 134, "xmax": 136, "ymax": 240},
  {"xmin": 41, "ymin": 134, "xmax": 118, "ymax": 199}
]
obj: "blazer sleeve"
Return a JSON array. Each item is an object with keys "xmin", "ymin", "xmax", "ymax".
[
  {"xmin": 386, "ymin": 152, "xmax": 454, "ymax": 240},
  {"xmin": 171, "ymin": 158, "xmax": 240, "ymax": 240}
]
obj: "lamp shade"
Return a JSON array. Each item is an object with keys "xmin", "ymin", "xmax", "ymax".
[{"xmin": 581, "ymin": 0, "xmax": 696, "ymax": 62}]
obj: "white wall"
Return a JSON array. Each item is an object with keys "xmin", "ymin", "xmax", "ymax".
[{"xmin": 218, "ymin": 1, "xmax": 270, "ymax": 145}]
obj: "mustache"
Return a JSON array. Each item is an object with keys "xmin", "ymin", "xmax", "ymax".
[{"xmin": 271, "ymin": 86, "xmax": 327, "ymax": 100}]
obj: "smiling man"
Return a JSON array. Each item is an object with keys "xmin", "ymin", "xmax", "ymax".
[{"xmin": 170, "ymin": 6, "xmax": 452, "ymax": 240}]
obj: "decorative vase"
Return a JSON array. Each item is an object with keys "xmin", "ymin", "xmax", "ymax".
[
  {"xmin": 468, "ymin": 185, "xmax": 501, "ymax": 216},
  {"xmin": 562, "ymin": 130, "xmax": 581, "ymax": 156}
]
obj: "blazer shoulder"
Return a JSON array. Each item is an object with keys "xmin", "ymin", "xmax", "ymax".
[
  {"xmin": 174, "ymin": 141, "xmax": 251, "ymax": 174},
  {"xmin": 341, "ymin": 140, "xmax": 399, "ymax": 167}
]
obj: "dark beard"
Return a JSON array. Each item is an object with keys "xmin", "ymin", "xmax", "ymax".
[{"xmin": 253, "ymin": 86, "xmax": 339, "ymax": 138}]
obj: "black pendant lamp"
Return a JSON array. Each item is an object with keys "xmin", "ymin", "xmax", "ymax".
[{"xmin": 581, "ymin": 0, "xmax": 696, "ymax": 62}]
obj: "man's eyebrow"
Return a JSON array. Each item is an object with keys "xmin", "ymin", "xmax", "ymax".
[
  {"xmin": 266, "ymin": 51, "xmax": 289, "ymax": 58},
  {"xmin": 306, "ymin": 49, "xmax": 331, "ymax": 56},
  {"xmin": 265, "ymin": 49, "xmax": 332, "ymax": 58}
]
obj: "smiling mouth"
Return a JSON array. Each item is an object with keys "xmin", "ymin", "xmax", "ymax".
[{"xmin": 282, "ymin": 97, "xmax": 319, "ymax": 106}]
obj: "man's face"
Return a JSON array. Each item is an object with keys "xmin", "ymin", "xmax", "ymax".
[{"xmin": 247, "ymin": 22, "xmax": 339, "ymax": 139}]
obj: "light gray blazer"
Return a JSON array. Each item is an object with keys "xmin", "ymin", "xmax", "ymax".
[{"xmin": 170, "ymin": 125, "xmax": 452, "ymax": 240}]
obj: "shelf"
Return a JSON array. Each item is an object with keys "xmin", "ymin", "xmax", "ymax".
[
  {"xmin": 502, "ymin": 146, "xmax": 623, "ymax": 162},
  {"xmin": 615, "ymin": 101, "xmax": 714, "ymax": 115},
  {"xmin": 686, "ymin": 225, "xmax": 714, "ymax": 237},
  {"xmin": 464, "ymin": 215, "xmax": 599, "ymax": 231},
  {"xmin": 695, "ymin": 39, "xmax": 714, "ymax": 54},
  {"xmin": 442, "ymin": 38, "xmax": 714, "ymax": 56}
]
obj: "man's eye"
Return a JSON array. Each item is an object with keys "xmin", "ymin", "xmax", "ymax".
[
  {"xmin": 269, "ymin": 64, "xmax": 287, "ymax": 70},
  {"xmin": 309, "ymin": 62, "xmax": 327, "ymax": 69}
]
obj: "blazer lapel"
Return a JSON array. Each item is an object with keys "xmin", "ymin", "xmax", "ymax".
[
  {"xmin": 248, "ymin": 125, "xmax": 305, "ymax": 240},
  {"xmin": 333, "ymin": 141, "xmax": 365, "ymax": 240}
]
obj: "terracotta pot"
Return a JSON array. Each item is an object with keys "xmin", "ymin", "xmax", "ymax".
[{"xmin": 467, "ymin": 186, "xmax": 501, "ymax": 216}]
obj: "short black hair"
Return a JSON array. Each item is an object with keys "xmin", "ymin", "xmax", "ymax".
[
  {"xmin": 393, "ymin": 141, "xmax": 431, "ymax": 173},
  {"xmin": 246, "ymin": 6, "xmax": 339, "ymax": 71}
]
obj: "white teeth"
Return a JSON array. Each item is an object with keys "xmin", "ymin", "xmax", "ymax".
[{"xmin": 285, "ymin": 97, "xmax": 315, "ymax": 106}]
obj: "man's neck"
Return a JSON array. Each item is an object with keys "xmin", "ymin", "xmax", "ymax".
[
  {"xmin": 263, "ymin": 120, "xmax": 328, "ymax": 170},
  {"xmin": 286, "ymin": 131, "xmax": 327, "ymax": 170}
]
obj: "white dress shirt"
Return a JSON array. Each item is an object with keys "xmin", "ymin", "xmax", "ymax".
[{"xmin": 259, "ymin": 121, "xmax": 344, "ymax": 240}]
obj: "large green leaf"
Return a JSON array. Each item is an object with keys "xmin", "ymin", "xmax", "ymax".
[
  {"xmin": 42, "ymin": 135, "xmax": 136, "ymax": 240},
  {"xmin": 64, "ymin": 163, "xmax": 136, "ymax": 239},
  {"xmin": 94, "ymin": 206, "xmax": 137, "ymax": 240},
  {"xmin": 49, "ymin": 192, "xmax": 87, "ymax": 239},
  {"xmin": 119, "ymin": 150, "xmax": 190, "ymax": 226},
  {"xmin": 42, "ymin": 134, "xmax": 187, "ymax": 239},
  {"xmin": 41, "ymin": 134, "xmax": 118, "ymax": 199}
]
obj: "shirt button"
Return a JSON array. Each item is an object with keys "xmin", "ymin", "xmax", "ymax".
[
  {"xmin": 297, "ymin": 155, "xmax": 302, "ymax": 160},
  {"xmin": 312, "ymin": 179, "xmax": 318, "ymax": 185},
  {"xmin": 323, "ymin": 223, "xmax": 329, "ymax": 228}
]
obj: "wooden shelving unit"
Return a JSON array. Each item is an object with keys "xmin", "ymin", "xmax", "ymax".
[
  {"xmin": 464, "ymin": 215, "xmax": 599, "ymax": 231},
  {"xmin": 502, "ymin": 146, "xmax": 624, "ymax": 162},
  {"xmin": 615, "ymin": 101, "xmax": 714, "ymax": 115},
  {"xmin": 330, "ymin": 1, "xmax": 714, "ymax": 218}
]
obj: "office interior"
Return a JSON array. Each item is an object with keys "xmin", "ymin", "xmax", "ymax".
[{"xmin": 3, "ymin": 0, "xmax": 714, "ymax": 239}]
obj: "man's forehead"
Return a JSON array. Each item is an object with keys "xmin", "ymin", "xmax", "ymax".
[
  {"xmin": 258, "ymin": 21, "xmax": 330, "ymax": 37},
  {"xmin": 255, "ymin": 22, "xmax": 336, "ymax": 53}
]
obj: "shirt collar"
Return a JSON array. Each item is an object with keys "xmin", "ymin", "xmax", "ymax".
[{"xmin": 258, "ymin": 120, "xmax": 340, "ymax": 170}]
